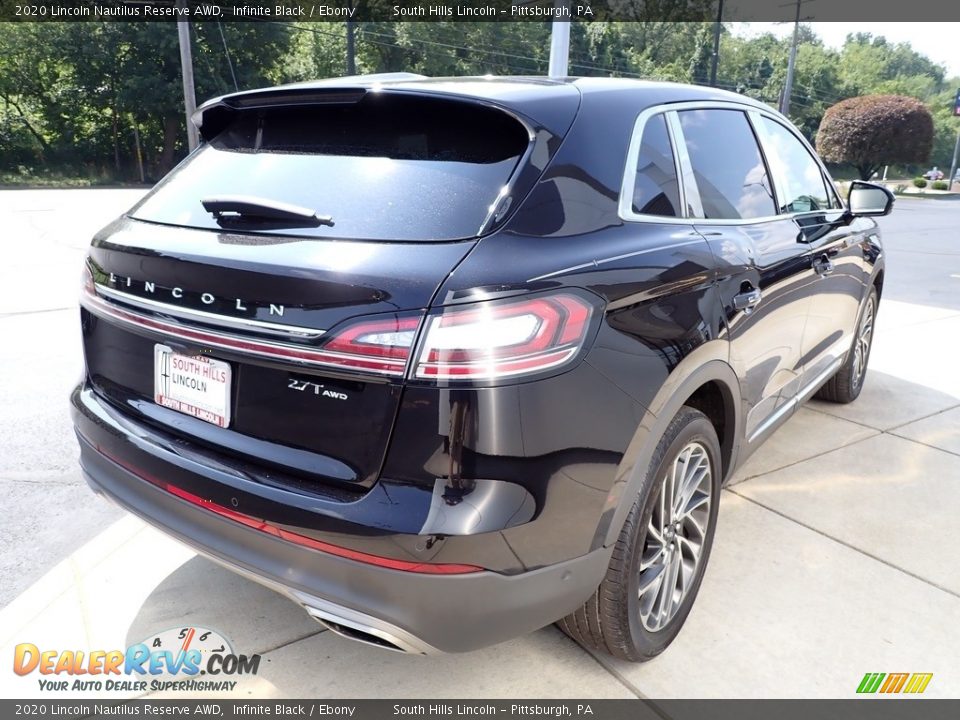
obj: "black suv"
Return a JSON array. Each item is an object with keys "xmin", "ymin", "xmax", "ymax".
[{"xmin": 72, "ymin": 75, "xmax": 892, "ymax": 661}]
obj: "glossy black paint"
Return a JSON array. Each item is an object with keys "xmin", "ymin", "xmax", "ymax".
[{"xmin": 73, "ymin": 76, "xmax": 885, "ymax": 651}]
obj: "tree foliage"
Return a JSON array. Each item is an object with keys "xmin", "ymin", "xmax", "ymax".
[
  {"xmin": 0, "ymin": 21, "xmax": 956, "ymax": 184},
  {"xmin": 0, "ymin": 21, "xmax": 290, "ymax": 181},
  {"xmin": 816, "ymin": 95, "xmax": 934, "ymax": 180}
]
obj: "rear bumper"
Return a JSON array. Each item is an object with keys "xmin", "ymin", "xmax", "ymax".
[{"xmin": 72, "ymin": 384, "xmax": 610, "ymax": 653}]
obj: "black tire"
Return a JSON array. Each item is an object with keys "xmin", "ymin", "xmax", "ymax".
[
  {"xmin": 558, "ymin": 406, "xmax": 721, "ymax": 662},
  {"xmin": 814, "ymin": 287, "xmax": 878, "ymax": 404}
]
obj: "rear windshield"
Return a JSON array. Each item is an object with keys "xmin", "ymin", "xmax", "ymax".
[{"xmin": 131, "ymin": 93, "xmax": 530, "ymax": 241}]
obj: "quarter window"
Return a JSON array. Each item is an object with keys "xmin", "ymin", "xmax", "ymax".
[
  {"xmin": 630, "ymin": 113, "xmax": 682, "ymax": 217},
  {"xmin": 678, "ymin": 109, "xmax": 776, "ymax": 220},
  {"xmin": 759, "ymin": 117, "xmax": 837, "ymax": 213}
]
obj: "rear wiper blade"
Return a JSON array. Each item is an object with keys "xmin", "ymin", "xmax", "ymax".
[{"xmin": 201, "ymin": 195, "xmax": 334, "ymax": 226}]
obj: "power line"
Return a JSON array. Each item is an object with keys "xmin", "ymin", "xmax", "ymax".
[
  {"xmin": 271, "ymin": 21, "xmax": 859, "ymax": 116},
  {"xmin": 277, "ymin": 22, "xmax": 545, "ymax": 75},
  {"xmin": 359, "ymin": 27, "xmax": 547, "ymax": 70},
  {"xmin": 216, "ymin": 21, "xmax": 239, "ymax": 92},
  {"xmin": 281, "ymin": 22, "xmax": 660, "ymax": 79}
]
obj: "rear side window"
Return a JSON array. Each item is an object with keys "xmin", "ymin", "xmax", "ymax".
[
  {"xmin": 678, "ymin": 109, "xmax": 776, "ymax": 220},
  {"xmin": 132, "ymin": 94, "xmax": 530, "ymax": 241},
  {"xmin": 759, "ymin": 117, "xmax": 837, "ymax": 213},
  {"xmin": 631, "ymin": 114, "xmax": 681, "ymax": 217}
]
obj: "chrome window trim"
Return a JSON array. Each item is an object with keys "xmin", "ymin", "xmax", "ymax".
[
  {"xmin": 618, "ymin": 106, "xmax": 676, "ymax": 223},
  {"xmin": 619, "ymin": 99, "xmax": 845, "ymax": 227},
  {"xmin": 95, "ymin": 283, "xmax": 325, "ymax": 340}
]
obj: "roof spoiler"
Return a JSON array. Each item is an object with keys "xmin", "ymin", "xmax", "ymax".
[{"xmin": 191, "ymin": 73, "xmax": 428, "ymax": 142}]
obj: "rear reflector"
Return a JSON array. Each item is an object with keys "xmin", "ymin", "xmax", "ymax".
[{"xmin": 94, "ymin": 443, "xmax": 483, "ymax": 575}]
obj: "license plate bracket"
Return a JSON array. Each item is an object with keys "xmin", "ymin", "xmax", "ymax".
[{"xmin": 154, "ymin": 344, "xmax": 232, "ymax": 428}]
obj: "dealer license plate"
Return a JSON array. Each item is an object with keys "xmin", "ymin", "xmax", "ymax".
[{"xmin": 154, "ymin": 344, "xmax": 232, "ymax": 428}]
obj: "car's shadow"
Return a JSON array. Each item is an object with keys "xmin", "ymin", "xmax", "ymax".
[
  {"xmin": 119, "ymin": 366, "xmax": 960, "ymax": 696},
  {"xmin": 122, "ymin": 555, "xmax": 605, "ymax": 698},
  {"xmin": 123, "ymin": 556, "xmax": 321, "ymax": 657}
]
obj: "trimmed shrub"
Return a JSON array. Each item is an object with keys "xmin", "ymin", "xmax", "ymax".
[
  {"xmin": 913, "ymin": 177, "xmax": 928, "ymax": 188},
  {"xmin": 931, "ymin": 180, "xmax": 949, "ymax": 190},
  {"xmin": 817, "ymin": 96, "xmax": 934, "ymax": 181}
]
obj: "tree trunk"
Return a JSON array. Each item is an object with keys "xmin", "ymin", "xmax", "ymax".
[
  {"xmin": 159, "ymin": 115, "xmax": 180, "ymax": 174},
  {"xmin": 5, "ymin": 95, "xmax": 50, "ymax": 156},
  {"xmin": 112, "ymin": 106, "xmax": 121, "ymax": 177},
  {"xmin": 131, "ymin": 115, "xmax": 145, "ymax": 184},
  {"xmin": 856, "ymin": 164, "xmax": 879, "ymax": 181}
]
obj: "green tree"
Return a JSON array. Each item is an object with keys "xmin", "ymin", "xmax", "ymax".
[
  {"xmin": 1, "ymin": 21, "xmax": 956, "ymax": 185},
  {"xmin": 687, "ymin": 24, "xmax": 713, "ymax": 85},
  {"xmin": 0, "ymin": 21, "xmax": 291, "ymax": 181},
  {"xmin": 279, "ymin": 24, "xmax": 347, "ymax": 81},
  {"xmin": 839, "ymin": 33, "xmax": 945, "ymax": 95},
  {"xmin": 927, "ymin": 84, "xmax": 960, "ymax": 170}
]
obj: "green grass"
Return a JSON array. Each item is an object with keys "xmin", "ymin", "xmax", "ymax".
[
  {"xmin": 0, "ymin": 170, "xmax": 148, "ymax": 189},
  {"xmin": 892, "ymin": 192, "xmax": 960, "ymax": 199}
]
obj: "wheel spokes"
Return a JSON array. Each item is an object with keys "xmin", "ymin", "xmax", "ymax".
[
  {"xmin": 853, "ymin": 299, "xmax": 875, "ymax": 384},
  {"xmin": 637, "ymin": 440, "xmax": 713, "ymax": 633}
]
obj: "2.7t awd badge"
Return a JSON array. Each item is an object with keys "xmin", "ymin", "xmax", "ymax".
[{"xmin": 287, "ymin": 378, "xmax": 349, "ymax": 401}]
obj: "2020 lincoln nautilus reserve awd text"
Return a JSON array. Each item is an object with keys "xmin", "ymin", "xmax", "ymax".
[{"xmin": 72, "ymin": 74, "xmax": 893, "ymax": 660}]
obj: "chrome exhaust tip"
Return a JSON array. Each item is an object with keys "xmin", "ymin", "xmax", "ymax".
[
  {"xmin": 310, "ymin": 615, "xmax": 407, "ymax": 653},
  {"xmin": 293, "ymin": 593, "xmax": 438, "ymax": 655}
]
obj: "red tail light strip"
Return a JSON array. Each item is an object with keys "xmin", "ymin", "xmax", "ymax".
[
  {"xmin": 94, "ymin": 443, "xmax": 483, "ymax": 575},
  {"xmin": 415, "ymin": 346, "xmax": 578, "ymax": 378},
  {"xmin": 81, "ymin": 288, "xmax": 407, "ymax": 377}
]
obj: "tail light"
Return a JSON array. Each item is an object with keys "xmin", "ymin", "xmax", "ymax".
[
  {"xmin": 316, "ymin": 315, "xmax": 421, "ymax": 376},
  {"xmin": 84, "ymin": 258, "xmax": 596, "ymax": 384},
  {"xmin": 319, "ymin": 292, "xmax": 596, "ymax": 383},
  {"xmin": 413, "ymin": 293, "xmax": 595, "ymax": 381},
  {"xmin": 81, "ymin": 262, "xmax": 96, "ymax": 297}
]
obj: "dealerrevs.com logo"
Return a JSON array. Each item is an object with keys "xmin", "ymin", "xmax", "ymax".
[
  {"xmin": 856, "ymin": 672, "xmax": 934, "ymax": 694},
  {"xmin": 13, "ymin": 626, "xmax": 260, "ymax": 693}
]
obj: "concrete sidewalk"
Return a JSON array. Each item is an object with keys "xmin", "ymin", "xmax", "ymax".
[{"xmin": 1, "ymin": 191, "xmax": 958, "ymax": 699}]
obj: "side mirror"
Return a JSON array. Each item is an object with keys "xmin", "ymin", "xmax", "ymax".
[{"xmin": 846, "ymin": 180, "xmax": 895, "ymax": 218}]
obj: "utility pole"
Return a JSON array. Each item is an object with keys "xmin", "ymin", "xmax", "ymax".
[
  {"xmin": 779, "ymin": 0, "xmax": 803, "ymax": 116},
  {"xmin": 949, "ymin": 130, "xmax": 960, "ymax": 190},
  {"xmin": 548, "ymin": 0, "xmax": 570, "ymax": 79},
  {"xmin": 950, "ymin": 90, "xmax": 960, "ymax": 188},
  {"xmin": 176, "ymin": 0, "xmax": 199, "ymax": 151},
  {"xmin": 709, "ymin": 0, "xmax": 723, "ymax": 87},
  {"xmin": 345, "ymin": 0, "xmax": 356, "ymax": 75},
  {"xmin": 548, "ymin": 22, "xmax": 570, "ymax": 78}
]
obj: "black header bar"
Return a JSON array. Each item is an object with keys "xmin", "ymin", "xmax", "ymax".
[
  {"xmin": 3, "ymin": 0, "xmax": 960, "ymax": 22},
  {"xmin": 2, "ymin": 699, "xmax": 960, "ymax": 720}
]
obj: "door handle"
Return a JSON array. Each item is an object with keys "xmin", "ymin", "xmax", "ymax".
[
  {"xmin": 733, "ymin": 287, "xmax": 762, "ymax": 314},
  {"xmin": 813, "ymin": 254, "xmax": 835, "ymax": 276}
]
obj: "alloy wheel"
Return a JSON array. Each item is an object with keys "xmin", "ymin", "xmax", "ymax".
[
  {"xmin": 637, "ymin": 441, "xmax": 713, "ymax": 632},
  {"xmin": 852, "ymin": 297, "xmax": 875, "ymax": 386}
]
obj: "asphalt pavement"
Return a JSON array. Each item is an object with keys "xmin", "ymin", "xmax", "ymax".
[{"xmin": 1, "ymin": 189, "xmax": 958, "ymax": 699}]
